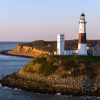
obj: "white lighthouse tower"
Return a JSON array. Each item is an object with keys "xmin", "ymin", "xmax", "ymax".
[
  {"xmin": 57, "ymin": 34, "xmax": 65, "ymax": 55},
  {"xmin": 78, "ymin": 13, "xmax": 87, "ymax": 55}
]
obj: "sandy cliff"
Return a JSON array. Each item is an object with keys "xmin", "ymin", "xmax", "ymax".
[{"xmin": 8, "ymin": 45, "xmax": 50, "ymax": 57}]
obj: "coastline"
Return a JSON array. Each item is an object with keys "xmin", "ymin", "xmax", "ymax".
[
  {"xmin": 0, "ymin": 50, "xmax": 34, "ymax": 58},
  {"xmin": 0, "ymin": 49, "xmax": 100, "ymax": 96},
  {"xmin": 0, "ymin": 72, "xmax": 100, "ymax": 96}
]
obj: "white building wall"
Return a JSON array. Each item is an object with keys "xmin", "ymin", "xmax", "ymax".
[
  {"xmin": 78, "ymin": 43, "xmax": 87, "ymax": 55},
  {"xmin": 93, "ymin": 45, "xmax": 100, "ymax": 56},
  {"xmin": 57, "ymin": 34, "xmax": 64, "ymax": 55},
  {"xmin": 64, "ymin": 50, "xmax": 73, "ymax": 55}
]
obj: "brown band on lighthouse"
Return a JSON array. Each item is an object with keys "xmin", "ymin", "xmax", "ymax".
[{"xmin": 78, "ymin": 33, "xmax": 86, "ymax": 43}]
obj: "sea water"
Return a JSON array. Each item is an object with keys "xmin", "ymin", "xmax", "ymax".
[{"xmin": 0, "ymin": 42, "xmax": 99, "ymax": 100}]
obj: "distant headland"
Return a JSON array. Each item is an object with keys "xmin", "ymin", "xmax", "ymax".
[{"xmin": 0, "ymin": 39, "xmax": 100, "ymax": 58}]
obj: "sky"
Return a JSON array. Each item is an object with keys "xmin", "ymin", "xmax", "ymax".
[{"xmin": 0, "ymin": 0, "xmax": 100, "ymax": 41}]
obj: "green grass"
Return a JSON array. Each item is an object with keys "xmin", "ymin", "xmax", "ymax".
[
  {"xmin": 22, "ymin": 55, "xmax": 100, "ymax": 77},
  {"xmin": 53, "ymin": 55, "xmax": 100, "ymax": 63}
]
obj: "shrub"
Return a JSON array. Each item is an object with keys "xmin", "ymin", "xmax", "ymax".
[
  {"xmin": 33, "ymin": 56, "xmax": 47, "ymax": 64},
  {"xmin": 39, "ymin": 61, "xmax": 58, "ymax": 76}
]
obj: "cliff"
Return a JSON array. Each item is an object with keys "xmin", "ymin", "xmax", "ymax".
[
  {"xmin": 1, "ymin": 55, "xmax": 100, "ymax": 96},
  {"xmin": 5, "ymin": 40, "xmax": 57, "ymax": 57},
  {"xmin": 8, "ymin": 45, "xmax": 50, "ymax": 57}
]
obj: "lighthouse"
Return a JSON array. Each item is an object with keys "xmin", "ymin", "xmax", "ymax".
[
  {"xmin": 78, "ymin": 13, "xmax": 87, "ymax": 55},
  {"xmin": 57, "ymin": 34, "xmax": 65, "ymax": 55}
]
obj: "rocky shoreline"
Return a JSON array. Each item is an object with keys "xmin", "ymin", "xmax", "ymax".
[
  {"xmin": 0, "ymin": 51, "xmax": 100, "ymax": 96},
  {"xmin": 1, "ymin": 72, "xmax": 100, "ymax": 96}
]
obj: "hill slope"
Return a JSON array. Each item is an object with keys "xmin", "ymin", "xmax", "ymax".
[{"xmin": 1, "ymin": 55, "xmax": 100, "ymax": 96}]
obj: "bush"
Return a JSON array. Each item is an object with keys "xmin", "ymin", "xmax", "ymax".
[
  {"xmin": 39, "ymin": 60, "xmax": 58, "ymax": 76},
  {"xmin": 33, "ymin": 56, "xmax": 47, "ymax": 64},
  {"xmin": 24, "ymin": 55, "xmax": 100, "ymax": 77}
]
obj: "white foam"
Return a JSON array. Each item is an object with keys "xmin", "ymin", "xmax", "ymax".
[
  {"xmin": 14, "ymin": 88, "xmax": 21, "ymax": 91},
  {"xmin": 97, "ymin": 97, "xmax": 100, "ymax": 99},
  {"xmin": 3, "ymin": 86, "xmax": 9, "ymax": 89},
  {"xmin": 56, "ymin": 93, "xmax": 61, "ymax": 96},
  {"xmin": 0, "ymin": 83, "xmax": 2, "ymax": 87}
]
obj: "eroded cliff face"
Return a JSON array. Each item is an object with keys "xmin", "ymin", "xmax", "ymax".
[{"xmin": 8, "ymin": 45, "xmax": 50, "ymax": 57}]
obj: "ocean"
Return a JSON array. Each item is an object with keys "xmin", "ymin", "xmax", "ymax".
[{"xmin": 0, "ymin": 42, "xmax": 99, "ymax": 100}]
